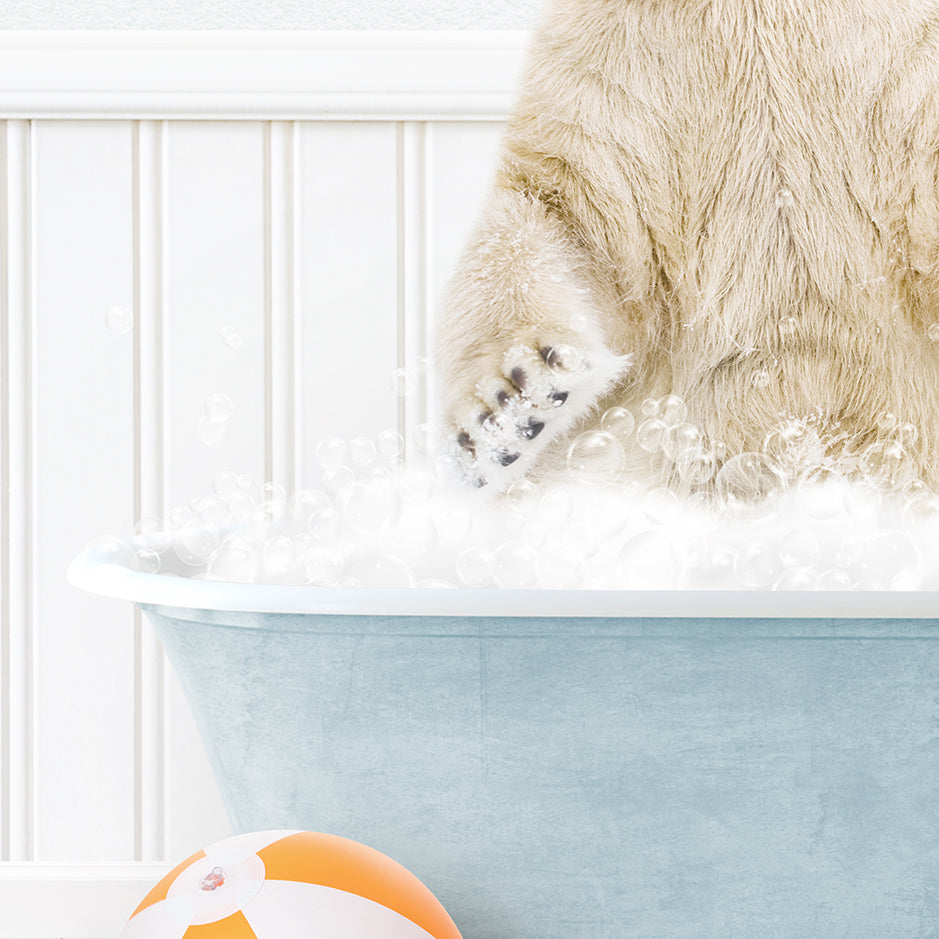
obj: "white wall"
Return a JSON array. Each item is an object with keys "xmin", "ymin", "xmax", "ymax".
[
  {"xmin": 0, "ymin": 0, "xmax": 544, "ymax": 30},
  {"xmin": 0, "ymin": 31, "xmax": 521, "ymax": 938}
]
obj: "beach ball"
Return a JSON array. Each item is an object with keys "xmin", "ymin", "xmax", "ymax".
[{"xmin": 121, "ymin": 829, "xmax": 463, "ymax": 939}]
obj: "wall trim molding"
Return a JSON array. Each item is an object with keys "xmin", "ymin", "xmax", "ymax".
[
  {"xmin": 0, "ymin": 30, "xmax": 529, "ymax": 120},
  {"xmin": 0, "ymin": 861, "xmax": 170, "ymax": 937}
]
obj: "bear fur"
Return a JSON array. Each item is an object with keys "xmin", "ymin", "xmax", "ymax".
[{"xmin": 433, "ymin": 0, "xmax": 939, "ymax": 500}]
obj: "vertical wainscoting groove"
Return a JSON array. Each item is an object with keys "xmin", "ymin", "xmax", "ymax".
[
  {"xmin": 133, "ymin": 119, "xmax": 167, "ymax": 863},
  {"xmin": 265, "ymin": 121, "xmax": 299, "ymax": 493},
  {"xmin": 396, "ymin": 122, "xmax": 435, "ymax": 458},
  {"xmin": 2, "ymin": 119, "xmax": 34, "ymax": 863}
]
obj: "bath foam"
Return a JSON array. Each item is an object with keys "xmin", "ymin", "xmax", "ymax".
[{"xmin": 119, "ymin": 452, "xmax": 939, "ymax": 591}]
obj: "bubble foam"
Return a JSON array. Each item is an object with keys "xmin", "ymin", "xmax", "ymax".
[{"xmin": 108, "ymin": 428, "xmax": 939, "ymax": 592}]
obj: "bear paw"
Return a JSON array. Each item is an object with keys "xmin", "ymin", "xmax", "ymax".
[{"xmin": 445, "ymin": 336, "xmax": 632, "ymax": 489}]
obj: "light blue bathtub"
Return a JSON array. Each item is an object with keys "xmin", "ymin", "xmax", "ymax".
[{"xmin": 69, "ymin": 542, "xmax": 939, "ymax": 939}]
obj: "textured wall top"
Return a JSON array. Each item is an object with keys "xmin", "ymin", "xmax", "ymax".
[{"xmin": 0, "ymin": 0, "xmax": 543, "ymax": 29}]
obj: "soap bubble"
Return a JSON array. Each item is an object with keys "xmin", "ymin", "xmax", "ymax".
[
  {"xmin": 227, "ymin": 490, "xmax": 255, "ymax": 524},
  {"xmin": 600, "ymin": 406, "xmax": 635, "ymax": 439},
  {"xmin": 716, "ymin": 452, "xmax": 785, "ymax": 516},
  {"xmin": 390, "ymin": 367, "xmax": 417, "ymax": 396},
  {"xmin": 564, "ymin": 522, "xmax": 602, "ymax": 559},
  {"xmin": 322, "ymin": 466, "xmax": 355, "ymax": 499},
  {"xmin": 252, "ymin": 497, "xmax": 288, "ymax": 526},
  {"xmin": 929, "ymin": 323, "xmax": 939, "ymax": 341},
  {"xmin": 456, "ymin": 546, "xmax": 494, "ymax": 587},
  {"xmin": 675, "ymin": 450, "xmax": 717, "ymax": 487},
  {"xmin": 134, "ymin": 549, "xmax": 161, "ymax": 574},
  {"xmin": 817, "ymin": 568, "xmax": 853, "ymax": 590},
  {"xmin": 346, "ymin": 553, "xmax": 413, "ymax": 588},
  {"xmin": 779, "ymin": 316, "xmax": 798, "ymax": 337},
  {"xmin": 289, "ymin": 488, "xmax": 331, "ymax": 527},
  {"xmin": 260, "ymin": 482, "xmax": 287, "ymax": 504},
  {"xmin": 174, "ymin": 521, "xmax": 220, "ymax": 566},
  {"xmin": 377, "ymin": 429, "xmax": 404, "ymax": 460},
  {"xmin": 195, "ymin": 494, "xmax": 231, "ymax": 527},
  {"xmin": 197, "ymin": 415, "xmax": 230, "ymax": 447},
  {"xmin": 775, "ymin": 189, "xmax": 794, "ymax": 209},
  {"xmin": 896, "ymin": 423, "xmax": 918, "ymax": 448},
  {"xmin": 778, "ymin": 529, "xmax": 821, "ymax": 568},
  {"xmin": 493, "ymin": 541, "xmax": 538, "ymax": 588},
  {"xmin": 772, "ymin": 567, "xmax": 816, "ymax": 590},
  {"xmin": 220, "ymin": 326, "xmax": 244, "ymax": 349},
  {"xmin": 309, "ymin": 506, "xmax": 342, "ymax": 541},
  {"xmin": 166, "ymin": 504, "xmax": 194, "ymax": 530},
  {"xmin": 636, "ymin": 418, "xmax": 667, "ymax": 453},
  {"xmin": 682, "ymin": 542, "xmax": 738, "ymax": 590},
  {"xmin": 105, "ymin": 305, "xmax": 133, "ymax": 335},
  {"xmin": 204, "ymin": 393, "xmax": 234, "ymax": 422},
  {"xmin": 734, "ymin": 542, "xmax": 779, "ymax": 588},
  {"xmin": 856, "ymin": 530, "xmax": 921, "ymax": 587},
  {"xmin": 315, "ymin": 437, "xmax": 348, "ymax": 471},
  {"xmin": 658, "ymin": 395, "xmax": 688, "ymax": 427},
  {"xmin": 349, "ymin": 436, "xmax": 377, "ymax": 467},
  {"xmin": 663, "ymin": 422, "xmax": 703, "ymax": 461},
  {"xmin": 302, "ymin": 547, "xmax": 344, "ymax": 586},
  {"xmin": 567, "ymin": 431, "xmax": 626, "ymax": 485},
  {"xmin": 262, "ymin": 534, "xmax": 298, "ymax": 581},
  {"xmin": 763, "ymin": 418, "xmax": 808, "ymax": 465},
  {"xmin": 133, "ymin": 516, "xmax": 172, "ymax": 554},
  {"xmin": 206, "ymin": 532, "xmax": 263, "ymax": 583},
  {"xmin": 569, "ymin": 313, "xmax": 589, "ymax": 332},
  {"xmin": 412, "ymin": 423, "xmax": 438, "ymax": 455},
  {"xmin": 89, "ymin": 536, "xmax": 136, "ymax": 569},
  {"xmin": 212, "ymin": 471, "xmax": 242, "ymax": 499}
]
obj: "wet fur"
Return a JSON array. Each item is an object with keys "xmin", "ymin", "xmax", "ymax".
[{"xmin": 434, "ymin": 0, "xmax": 939, "ymax": 496}]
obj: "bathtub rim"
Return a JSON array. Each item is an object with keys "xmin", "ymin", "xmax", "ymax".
[{"xmin": 67, "ymin": 538, "xmax": 939, "ymax": 618}]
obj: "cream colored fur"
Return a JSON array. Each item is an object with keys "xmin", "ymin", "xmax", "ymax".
[{"xmin": 434, "ymin": 0, "xmax": 939, "ymax": 497}]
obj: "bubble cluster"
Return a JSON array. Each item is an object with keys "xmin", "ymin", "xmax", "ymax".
[
  {"xmin": 99, "ymin": 382, "xmax": 939, "ymax": 594},
  {"xmin": 105, "ymin": 417, "xmax": 939, "ymax": 594}
]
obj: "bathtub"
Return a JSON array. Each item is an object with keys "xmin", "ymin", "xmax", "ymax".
[{"xmin": 68, "ymin": 540, "xmax": 939, "ymax": 939}]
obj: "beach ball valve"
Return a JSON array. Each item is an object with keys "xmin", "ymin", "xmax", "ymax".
[
  {"xmin": 199, "ymin": 866, "xmax": 225, "ymax": 891},
  {"xmin": 120, "ymin": 829, "xmax": 463, "ymax": 938}
]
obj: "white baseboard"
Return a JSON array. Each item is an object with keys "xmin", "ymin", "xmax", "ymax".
[{"xmin": 0, "ymin": 863, "xmax": 170, "ymax": 939}]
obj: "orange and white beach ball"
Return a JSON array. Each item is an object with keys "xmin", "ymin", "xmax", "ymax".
[{"xmin": 121, "ymin": 830, "xmax": 463, "ymax": 939}]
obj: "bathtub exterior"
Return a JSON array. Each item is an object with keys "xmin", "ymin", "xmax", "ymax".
[{"xmin": 140, "ymin": 602, "xmax": 939, "ymax": 939}]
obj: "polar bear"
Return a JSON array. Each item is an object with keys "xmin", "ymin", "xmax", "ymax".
[{"xmin": 433, "ymin": 0, "xmax": 939, "ymax": 500}]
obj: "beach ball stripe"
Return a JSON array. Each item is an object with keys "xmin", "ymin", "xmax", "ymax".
[
  {"xmin": 121, "ymin": 830, "xmax": 462, "ymax": 939},
  {"xmin": 131, "ymin": 849, "xmax": 206, "ymax": 917}
]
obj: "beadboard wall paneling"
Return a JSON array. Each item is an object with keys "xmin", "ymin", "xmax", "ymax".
[
  {"xmin": 32, "ymin": 120, "xmax": 138, "ymax": 863},
  {"xmin": 0, "ymin": 31, "xmax": 515, "ymax": 938}
]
